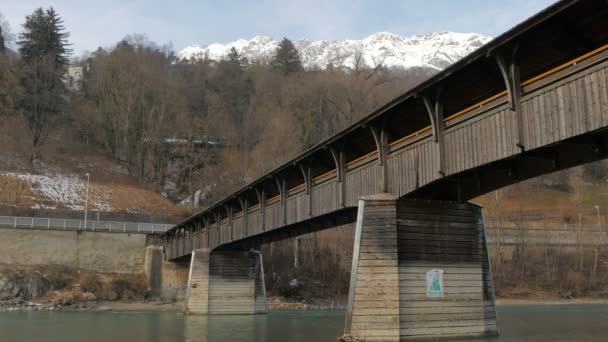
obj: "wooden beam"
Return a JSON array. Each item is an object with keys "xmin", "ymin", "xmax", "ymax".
[
  {"xmin": 255, "ymin": 188, "xmax": 266, "ymax": 232},
  {"xmin": 274, "ymin": 177, "xmax": 287, "ymax": 225},
  {"xmin": 195, "ymin": 221, "xmax": 203, "ymax": 250},
  {"xmin": 370, "ymin": 126, "xmax": 389, "ymax": 192},
  {"xmin": 181, "ymin": 228, "xmax": 186, "ymax": 256},
  {"xmin": 422, "ymin": 90, "xmax": 445, "ymax": 176},
  {"xmin": 494, "ymin": 44, "xmax": 524, "ymax": 151},
  {"xmin": 203, "ymin": 216, "xmax": 210, "ymax": 249},
  {"xmin": 213, "ymin": 211, "xmax": 221, "ymax": 248},
  {"xmin": 330, "ymin": 147, "xmax": 346, "ymax": 207},
  {"xmin": 189, "ymin": 225, "xmax": 194, "ymax": 251},
  {"xmin": 298, "ymin": 164, "xmax": 313, "ymax": 216},
  {"xmin": 238, "ymin": 197, "xmax": 249, "ymax": 238},
  {"xmin": 224, "ymin": 204, "xmax": 234, "ymax": 242}
]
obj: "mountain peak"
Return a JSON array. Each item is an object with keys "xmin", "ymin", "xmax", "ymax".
[{"xmin": 177, "ymin": 31, "xmax": 493, "ymax": 71}]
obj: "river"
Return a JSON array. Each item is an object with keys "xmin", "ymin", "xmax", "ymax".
[{"xmin": 1, "ymin": 304, "xmax": 607, "ymax": 341}]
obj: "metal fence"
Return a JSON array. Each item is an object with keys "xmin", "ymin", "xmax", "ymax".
[{"xmin": 0, "ymin": 216, "xmax": 173, "ymax": 234}]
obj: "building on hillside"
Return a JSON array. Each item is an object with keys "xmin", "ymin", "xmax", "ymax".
[{"xmin": 65, "ymin": 65, "xmax": 84, "ymax": 91}]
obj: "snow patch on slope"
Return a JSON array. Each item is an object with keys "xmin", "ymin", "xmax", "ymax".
[
  {"xmin": 2, "ymin": 172, "xmax": 112, "ymax": 211},
  {"xmin": 178, "ymin": 31, "xmax": 493, "ymax": 71}
]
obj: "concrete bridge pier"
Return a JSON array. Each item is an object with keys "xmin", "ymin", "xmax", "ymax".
[
  {"xmin": 344, "ymin": 194, "xmax": 498, "ymax": 341},
  {"xmin": 185, "ymin": 248, "xmax": 267, "ymax": 315}
]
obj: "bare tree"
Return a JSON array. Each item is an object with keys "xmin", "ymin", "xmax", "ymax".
[{"xmin": 17, "ymin": 55, "xmax": 64, "ymax": 152}]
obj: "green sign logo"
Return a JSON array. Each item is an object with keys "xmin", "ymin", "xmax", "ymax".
[{"xmin": 426, "ymin": 269, "xmax": 444, "ymax": 298}]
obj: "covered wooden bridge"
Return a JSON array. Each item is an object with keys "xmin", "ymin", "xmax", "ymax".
[{"xmin": 162, "ymin": 0, "xmax": 608, "ymax": 340}]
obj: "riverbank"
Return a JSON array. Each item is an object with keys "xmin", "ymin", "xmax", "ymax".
[
  {"xmin": 3, "ymin": 296, "xmax": 608, "ymax": 313},
  {"xmin": 267, "ymin": 295, "xmax": 347, "ymax": 310},
  {"xmin": 0, "ymin": 296, "xmax": 342, "ymax": 312},
  {"xmin": 0, "ymin": 298, "xmax": 181, "ymax": 312},
  {"xmin": 0, "ymin": 264, "xmax": 154, "ymax": 313}
]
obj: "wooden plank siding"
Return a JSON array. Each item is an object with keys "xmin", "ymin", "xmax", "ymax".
[
  {"xmin": 248, "ymin": 211, "xmax": 263, "ymax": 236},
  {"xmin": 168, "ymin": 49, "xmax": 608, "ymax": 260},
  {"xmin": 312, "ymin": 179, "xmax": 340, "ymax": 216}
]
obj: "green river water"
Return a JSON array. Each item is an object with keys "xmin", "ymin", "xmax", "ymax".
[{"xmin": 1, "ymin": 304, "xmax": 607, "ymax": 341}]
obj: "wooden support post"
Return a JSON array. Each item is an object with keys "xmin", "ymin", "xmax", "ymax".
[
  {"xmin": 274, "ymin": 177, "xmax": 287, "ymax": 225},
  {"xmin": 189, "ymin": 225, "xmax": 195, "ymax": 251},
  {"xmin": 181, "ymin": 229, "xmax": 186, "ymax": 257},
  {"xmin": 330, "ymin": 147, "xmax": 346, "ymax": 207},
  {"xmin": 195, "ymin": 222, "xmax": 201, "ymax": 250},
  {"xmin": 167, "ymin": 236, "xmax": 171, "ymax": 260},
  {"xmin": 203, "ymin": 216, "xmax": 210, "ymax": 249},
  {"xmin": 298, "ymin": 164, "xmax": 313, "ymax": 217},
  {"xmin": 422, "ymin": 90, "xmax": 445, "ymax": 176},
  {"xmin": 494, "ymin": 44, "xmax": 524, "ymax": 151},
  {"xmin": 238, "ymin": 197, "xmax": 249, "ymax": 238},
  {"xmin": 255, "ymin": 188, "xmax": 266, "ymax": 231},
  {"xmin": 173, "ymin": 232, "xmax": 177, "ymax": 257},
  {"xmin": 214, "ymin": 211, "xmax": 221, "ymax": 248},
  {"xmin": 176, "ymin": 230, "xmax": 180, "ymax": 256},
  {"xmin": 173, "ymin": 235, "xmax": 177, "ymax": 259},
  {"xmin": 370, "ymin": 126, "xmax": 389, "ymax": 192},
  {"xmin": 224, "ymin": 204, "xmax": 234, "ymax": 242}
]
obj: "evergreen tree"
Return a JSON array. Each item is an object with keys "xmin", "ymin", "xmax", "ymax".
[
  {"xmin": 270, "ymin": 38, "xmax": 303, "ymax": 75},
  {"xmin": 227, "ymin": 47, "xmax": 240, "ymax": 63},
  {"xmin": 18, "ymin": 7, "xmax": 71, "ymax": 66},
  {"xmin": 226, "ymin": 46, "xmax": 248, "ymax": 68}
]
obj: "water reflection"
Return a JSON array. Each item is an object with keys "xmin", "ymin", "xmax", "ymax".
[
  {"xmin": 2, "ymin": 305, "xmax": 608, "ymax": 342},
  {"xmin": 183, "ymin": 314, "xmax": 269, "ymax": 342}
]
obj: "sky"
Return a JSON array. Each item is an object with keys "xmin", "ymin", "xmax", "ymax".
[{"xmin": 1, "ymin": 0, "xmax": 557, "ymax": 56}]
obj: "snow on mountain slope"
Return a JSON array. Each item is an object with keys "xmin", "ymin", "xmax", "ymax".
[{"xmin": 177, "ymin": 32, "xmax": 493, "ymax": 70}]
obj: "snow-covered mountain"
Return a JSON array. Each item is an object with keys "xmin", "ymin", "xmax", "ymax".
[{"xmin": 177, "ymin": 32, "xmax": 492, "ymax": 71}]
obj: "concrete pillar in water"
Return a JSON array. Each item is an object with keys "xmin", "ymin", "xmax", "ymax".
[
  {"xmin": 144, "ymin": 244, "xmax": 163, "ymax": 298},
  {"xmin": 344, "ymin": 195, "xmax": 498, "ymax": 341},
  {"xmin": 185, "ymin": 248, "xmax": 267, "ymax": 315}
]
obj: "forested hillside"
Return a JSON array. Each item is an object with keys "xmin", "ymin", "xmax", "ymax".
[{"xmin": 1, "ymin": 7, "xmax": 434, "ymax": 209}]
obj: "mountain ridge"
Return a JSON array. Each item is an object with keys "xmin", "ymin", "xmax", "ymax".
[{"xmin": 177, "ymin": 31, "xmax": 493, "ymax": 71}]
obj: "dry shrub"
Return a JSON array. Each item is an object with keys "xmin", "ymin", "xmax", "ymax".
[
  {"xmin": 42, "ymin": 265, "xmax": 79, "ymax": 289},
  {"xmin": 0, "ymin": 264, "xmax": 148, "ymax": 303},
  {"xmin": 111, "ymin": 274, "xmax": 147, "ymax": 302},
  {"xmin": 262, "ymin": 224, "xmax": 354, "ymax": 300},
  {"xmin": 491, "ymin": 244, "xmax": 608, "ymax": 298},
  {"xmin": 79, "ymin": 271, "xmax": 147, "ymax": 301},
  {"xmin": 0, "ymin": 175, "xmax": 35, "ymax": 206},
  {"xmin": 79, "ymin": 273, "xmax": 106, "ymax": 296}
]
